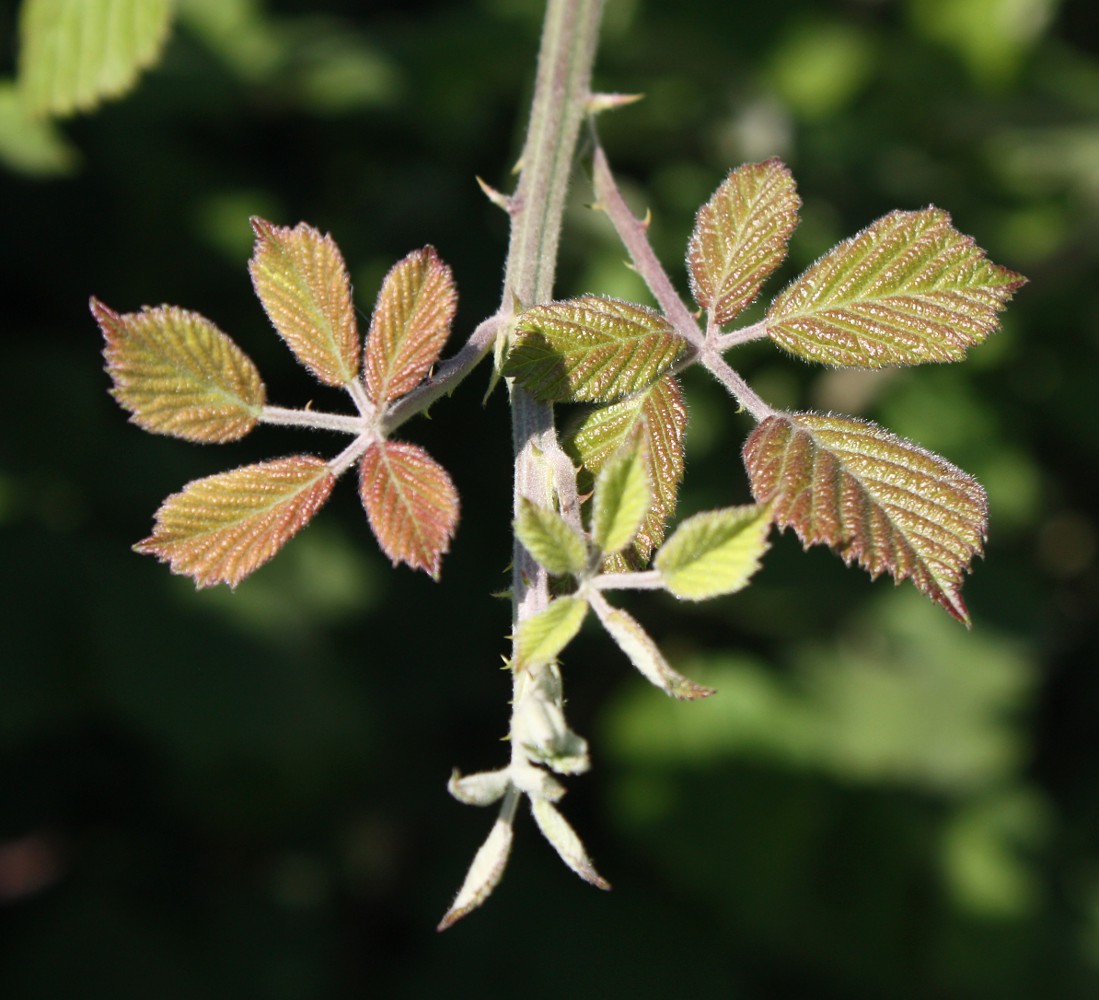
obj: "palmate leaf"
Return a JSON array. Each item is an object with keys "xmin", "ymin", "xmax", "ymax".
[
  {"xmin": 687, "ymin": 159, "xmax": 801, "ymax": 325},
  {"xmin": 590, "ymin": 595, "xmax": 715, "ymax": 700},
  {"xmin": 18, "ymin": 0, "xmax": 173, "ymax": 118},
  {"xmin": 564, "ymin": 374, "xmax": 687, "ymax": 570},
  {"xmin": 514, "ymin": 595, "xmax": 590, "ymax": 672},
  {"xmin": 504, "ymin": 295, "xmax": 686, "ymax": 403},
  {"xmin": 514, "ymin": 499, "xmax": 590, "ymax": 577},
  {"xmin": 135, "ymin": 456, "xmax": 335, "ymax": 588},
  {"xmin": 249, "ymin": 218, "xmax": 359, "ymax": 386},
  {"xmin": 365, "ymin": 247, "xmax": 457, "ymax": 404},
  {"xmin": 766, "ymin": 208, "xmax": 1026, "ymax": 368},
  {"xmin": 655, "ymin": 503, "xmax": 773, "ymax": 601},
  {"xmin": 93, "ymin": 299, "xmax": 265, "ymax": 444},
  {"xmin": 359, "ymin": 441, "xmax": 459, "ymax": 579},
  {"xmin": 743, "ymin": 412, "xmax": 988, "ymax": 624}
]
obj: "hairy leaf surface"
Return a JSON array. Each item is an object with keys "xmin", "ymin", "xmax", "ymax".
[
  {"xmin": 365, "ymin": 246, "xmax": 457, "ymax": 403},
  {"xmin": 591, "ymin": 439, "xmax": 651, "ymax": 555},
  {"xmin": 655, "ymin": 503, "xmax": 772, "ymax": 600},
  {"xmin": 359, "ymin": 441, "xmax": 459, "ymax": 579},
  {"xmin": 249, "ymin": 218, "xmax": 359, "ymax": 386},
  {"xmin": 743, "ymin": 412, "xmax": 988, "ymax": 623},
  {"xmin": 514, "ymin": 596, "xmax": 589, "ymax": 672},
  {"xmin": 688, "ymin": 159, "xmax": 800, "ymax": 325},
  {"xmin": 135, "ymin": 456, "xmax": 334, "ymax": 588},
  {"xmin": 530, "ymin": 799, "xmax": 610, "ymax": 890},
  {"xmin": 504, "ymin": 295, "xmax": 685, "ymax": 402},
  {"xmin": 591, "ymin": 595, "xmax": 715, "ymax": 700},
  {"xmin": 514, "ymin": 498, "xmax": 589, "ymax": 577},
  {"xmin": 437, "ymin": 819, "xmax": 512, "ymax": 932},
  {"xmin": 94, "ymin": 299, "xmax": 264, "ymax": 443},
  {"xmin": 19, "ymin": 0, "xmax": 173, "ymax": 118},
  {"xmin": 766, "ymin": 208, "xmax": 1025, "ymax": 367},
  {"xmin": 564, "ymin": 375, "xmax": 687, "ymax": 570}
]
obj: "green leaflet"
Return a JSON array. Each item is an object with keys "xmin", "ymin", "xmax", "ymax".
[
  {"xmin": 94, "ymin": 299, "xmax": 265, "ymax": 444},
  {"xmin": 655, "ymin": 503, "xmax": 773, "ymax": 600},
  {"xmin": 18, "ymin": 0, "xmax": 174, "ymax": 118},
  {"xmin": 687, "ymin": 159, "xmax": 801, "ymax": 325},
  {"xmin": 504, "ymin": 295, "xmax": 686, "ymax": 403},
  {"xmin": 743, "ymin": 411, "xmax": 988, "ymax": 624},
  {"xmin": 766, "ymin": 208, "xmax": 1025, "ymax": 368},
  {"xmin": 591, "ymin": 440, "xmax": 652, "ymax": 555},
  {"xmin": 514, "ymin": 498, "xmax": 589, "ymax": 576},
  {"xmin": 514, "ymin": 595, "xmax": 590, "ymax": 672}
]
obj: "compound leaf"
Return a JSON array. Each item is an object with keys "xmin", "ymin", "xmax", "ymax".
[
  {"xmin": 655, "ymin": 503, "xmax": 772, "ymax": 601},
  {"xmin": 743, "ymin": 412, "xmax": 988, "ymax": 624},
  {"xmin": 766, "ymin": 208, "xmax": 1026, "ymax": 368},
  {"xmin": 18, "ymin": 0, "xmax": 173, "ymax": 118},
  {"xmin": 249, "ymin": 218, "xmax": 359, "ymax": 386},
  {"xmin": 364, "ymin": 246, "xmax": 457, "ymax": 404},
  {"xmin": 514, "ymin": 498, "xmax": 589, "ymax": 577},
  {"xmin": 687, "ymin": 159, "xmax": 800, "ymax": 325},
  {"xmin": 564, "ymin": 374, "xmax": 687, "ymax": 570},
  {"xmin": 135, "ymin": 456, "xmax": 334, "ymax": 588},
  {"xmin": 504, "ymin": 295, "xmax": 685, "ymax": 403},
  {"xmin": 359, "ymin": 441, "xmax": 459, "ymax": 579},
  {"xmin": 93, "ymin": 299, "xmax": 265, "ymax": 443},
  {"xmin": 530, "ymin": 798, "xmax": 611, "ymax": 890},
  {"xmin": 514, "ymin": 595, "xmax": 589, "ymax": 672},
  {"xmin": 591, "ymin": 438, "xmax": 651, "ymax": 555},
  {"xmin": 590, "ymin": 594, "xmax": 715, "ymax": 700}
]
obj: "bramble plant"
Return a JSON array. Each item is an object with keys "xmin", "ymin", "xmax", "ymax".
[{"xmin": 86, "ymin": 2, "xmax": 1024, "ymax": 929}]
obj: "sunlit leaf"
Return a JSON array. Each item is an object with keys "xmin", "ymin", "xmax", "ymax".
[
  {"xmin": 437, "ymin": 819, "xmax": 513, "ymax": 932},
  {"xmin": 687, "ymin": 159, "xmax": 800, "ymax": 325},
  {"xmin": 743, "ymin": 412, "xmax": 988, "ymax": 624},
  {"xmin": 248, "ymin": 218, "xmax": 359, "ymax": 386},
  {"xmin": 447, "ymin": 768, "xmax": 510, "ymax": 807},
  {"xmin": 655, "ymin": 503, "xmax": 773, "ymax": 600},
  {"xmin": 18, "ymin": 0, "xmax": 173, "ymax": 118},
  {"xmin": 135, "ymin": 456, "xmax": 335, "ymax": 588},
  {"xmin": 530, "ymin": 798, "xmax": 611, "ymax": 890},
  {"xmin": 564, "ymin": 375, "xmax": 687, "ymax": 570},
  {"xmin": 590, "ymin": 594, "xmax": 715, "ymax": 700},
  {"xmin": 591, "ymin": 437, "xmax": 651, "ymax": 555},
  {"xmin": 766, "ymin": 208, "xmax": 1026, "ymax": 367},
  {"xmin": 514, "ymin": 595, "xmax": 589, "ymax": 672},
  {"xmin": 93, "ymin": 299, "xmax": 265, "ymax": 443},
  {"xmin": 359, "ymin": 441, "xmax": 459, "ymax": 579},
  {"xmin": 364, "ymin": 246, "xmax": 457, "ymax": 403},
  {"xmin": 504, "ymin": 295, "xmax": 686, "ymax": 403},
  {"xmin": 514, "ymin": 498, "xmax": 589, "ymax": 577}
]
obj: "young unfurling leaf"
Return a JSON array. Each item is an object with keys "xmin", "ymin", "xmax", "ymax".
[
  {"xmin": 504, "ymin": 295, "xmax": 686, "ymax": 403},
  {"xmin": 589, "ymin": 593, "xmax": 715, "ymax": 700},
  {"xmin": 743, "ymin": 412, "xmax": 988, "ymax": 624},
  {"xmin": 766, "ymin": 208, "xmax": 1025, "ymax": 368},
  {"xmin": 530, "ymin": 798, "xmax": 611, "ymax": 890},
  {"xmin": 687, "ymin": 159, "xmax": 800, "ymax": 326},
  {"xmin": 248, "ymin": 218, "xmax": 359, "ymax": 386},
  {"xmin": 135, "ymin": 456, "xmax": 335, "ymax": 588},
  {"xmin": 19, "ymin": 0, "xmax": 173, "ymax": 118},
  {"xmin": 359, "ymin": 441, "xmax": 459, "ymax": 579},
  {"xmin": 437, "ymin": 818, "xmax": 513, "ymax": 932},
  {"xmin": 94, "ymin": 299, "xmax": 265, "ymax": 444},
  {"xmin": 564, "ymin": 374, "xmax": 687, "ymax": 570},
  {"xmin": 514, "ymin": 498, "xmax": 589, "ymax": 577},
  {"xmin": 591, "ymin": 438, "xmax": 651, "ymax": 556},
  {"xmin": 655, "ymin": 503, "xmax": 772, "ymax": 601},
  {"xmin": 514, "ymin": 595, "xmax": 589, "ymax": 672},
  {"xmin": 364, "ymin": 247, "xmax": 457, "ymax": 403}
]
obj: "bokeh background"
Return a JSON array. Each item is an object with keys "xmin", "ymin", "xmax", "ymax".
[{"xmin": 3, "ymin": 0, "xmax": 1098, "ymax": 996}]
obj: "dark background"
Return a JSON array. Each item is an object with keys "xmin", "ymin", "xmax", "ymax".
[{"xmin": 2, "ymin": 0, "xmax": 1098, "ymax": 996}]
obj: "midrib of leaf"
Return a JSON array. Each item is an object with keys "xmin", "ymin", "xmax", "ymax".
[
  {"xmin": 375, "ymin": 277, "xmax": 432, "ymax": 403},
  {"xmin": 379, "ymin": 446, "xmax": 437, "ymax": 555},
  {"xmin": 186, "ymin": 468, "xmax": 328, "ymax": 540}
]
